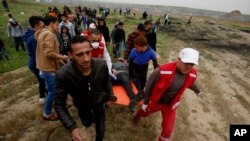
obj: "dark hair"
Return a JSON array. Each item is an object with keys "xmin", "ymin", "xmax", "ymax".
[
  {"xmin": 43, "ymin": 16, "xmax": 57, "ymax": 26},
  {"xmin": 90, "ymin": 28, "xmax": 101, "ymax": 36},
  {"xmin": 97, "ymin": 17, "xmax": 106, "ymax": 26},
  {"xmin": 60, "ymin": 26, "xmax": 71, "ymax": 38},
  {"xmin": 137, "ymin": 23, "xmax": 145, "ymax": 31},
  {"xmin": 118, "ymin": 21, "xmax": 124, "ymax": 25},
  {"xmin": 61, "ymin": 13, "xmax": 68, "ymax": 18},
  {"xmin": 29, "ymin": 16, "xmax": 44, "ymax": 28},
  {"xmin": 68, "ymin": 36, "xmax": 90, "ymax": 52},
  {"xmin": 144, "ymin": 20, "xmax": 152, "ymax": 25}
]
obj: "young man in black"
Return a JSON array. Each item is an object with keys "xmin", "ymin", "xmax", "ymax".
[
  {"xmin": 144, "ymin": 20, "xmax": 157, "ymax": 52},
  {"xmin": 54, "ymin": 36, "xmax": 116, "ymax": 141}
]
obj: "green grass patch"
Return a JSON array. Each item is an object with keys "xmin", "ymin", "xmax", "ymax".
[{"xmin": 0, "ymin": 1, "xmax": 49, "ymax": 74}]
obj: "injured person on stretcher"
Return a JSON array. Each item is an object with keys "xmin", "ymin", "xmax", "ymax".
[{"xmin": 111, "ymin": 58, "xmax": 144, "ymax": 113}]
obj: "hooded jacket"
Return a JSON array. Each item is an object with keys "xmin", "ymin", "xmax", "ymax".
[
  {"xmin": 7, "ymin": 22, "xmax": 23, "ymax": 37},
  {"xmin": 35, "ymin": 27, "xmax": 60, "ymax": 72},
  {"xmin": 97, "ymin": 20, "xmax": 110, "ymax": 43},
  {"xmin": 145, "ymin": 28, "xmax": 156, "ymax": 51},
  {"xmin": 23, "ymin": 28, "xmax": 37, "ymax": 68}
]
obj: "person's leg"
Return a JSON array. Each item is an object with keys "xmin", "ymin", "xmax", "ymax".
[
  {"xmin": 132, "ymin": 75, "xmax": 142, "ymax": 92},
  {"xmin": 0, "ymin": 49, "xmax": 4, "ymax": 60},
  {"xmin": 139, "ymin": 65, "xmax": 148, "ymax": 90},
  {"xmin": 112, "ymin": 43, "xmax": 117, "ymax": 58},
  {"xmin": 139, "ymin": 72, "xmax": 147, "ymax": 90},
  {"xmin": 117, "ymin": 73, "xmax": 138, "ymax": 112},
  {"xmin": 39, "ymin": 71, "xmax": 56, "ymax": 116},
  {"xmin": 135, "ymin": 71, "xmax": 147, "ymax": 91},
  {"xmin": 19, "ymin": 37, "xmax": 26, "ymax": 51},
  {"xmin": 78, "ymin": 106, "xmax": 93, "ymax": 128},
  {"xmin": 13, "ymin": 37, "xmax": 19, "ymax": 51},
  {"xmin": 92, "ymin": 102, "xmax": 105, "ymax": 141},
  {"xmin": 134, "ymin": 103, "xmax": 163, "ymax": 123},
  {"xmin": 29, "ymin": 66, "xmax": 46, "ymax": 98},
  {"xmin": 117, "ymin": 73, "xmax": 135, "ymax": 100},
  {"xmin": 159, "ymin": 107, "xmax": 177, "ymax": 140},
  {"xmin": 117, "ymin": 42, "xmax": 123, "ymax": 58},
  {"xmin": 3, "ymin": 49, "xmax": 10, "ymax": 60}
]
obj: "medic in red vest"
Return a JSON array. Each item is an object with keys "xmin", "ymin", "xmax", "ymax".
[
  {"xmin": 134, "ymin": 48, "xmax": 200, "ymax": 141},
  {"xmin": 85, "ymin": 28, "xmax": 112, "ymax": 75}
]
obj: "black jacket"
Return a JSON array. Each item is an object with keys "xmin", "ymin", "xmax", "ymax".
[
  {"xmin": 113, "ymin": 28, "xmax": 126, "ymax": 43},
  {"xmin": 97, "ymin": 21, "xmax": 110, "ymax": 43},
  {"xmin": 54, "ymin": 58, "xmax": 113, "ymax": 131},
  {"xmin": 145, "ymin": 29, "xmax": 157, "ymax": 51}
]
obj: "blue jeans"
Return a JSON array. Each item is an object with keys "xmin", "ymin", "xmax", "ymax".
[
  {"xmin": 39, "ymin": 71, "xmax": 56, "ymax": 115},
  {"xmin": 29, "ymin": 65, "xmax": 46, "ymax": 98},
  {"xmin": 115, "ymin": 42, "xmax": 123, "ymax": 58}
]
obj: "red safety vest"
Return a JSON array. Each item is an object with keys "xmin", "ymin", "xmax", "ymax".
[
  {"xmin": 149, "ymin": 62, "xmax": 197, "ymax": 111},
  {"xmin": 82, "ymin": 30, "xmax": 90, "ymax": 37},
  {"xmin": 91, "ymin": 42, "xmax": 105, "ymax": 58},
  {"xmin": 82, "ymin": 31, "xmax": 105, "ymax": 58}
]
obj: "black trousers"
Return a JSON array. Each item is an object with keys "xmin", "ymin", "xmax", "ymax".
[
  {"xmin": 133, "ymin": 63, "xmax": 149, "ymax": 91},
  {"xmin": 78, "ymin": 102, "xmax": 105, "ymax": 141},
  {"xmin": 13, "ymin": 37, "xmax": 25, "ymax": 51}
]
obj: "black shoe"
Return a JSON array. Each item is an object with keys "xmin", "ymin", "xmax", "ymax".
[{"xmin": 129, "ymin": 100, "xmax": 138, "ymax": 113}]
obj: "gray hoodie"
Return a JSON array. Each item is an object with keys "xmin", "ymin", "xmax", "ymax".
[{"xmin": 7, "ymin": 20, "xmax": 23, "ymax": 37}]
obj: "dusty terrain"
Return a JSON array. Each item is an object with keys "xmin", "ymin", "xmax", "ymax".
[
  {"xmin": 162, "ymin": 17, "xmax": 250, "ymax": 141},
  {"xmin": 0, "ymin": 2, "xmax": 250, "ymax": 141}
]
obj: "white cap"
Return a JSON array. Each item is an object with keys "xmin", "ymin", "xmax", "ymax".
[
  {"xmin": 179, "ymin": 48, "xmax": 199, "ymax": 65},
  {"xmin": 8, "ymin": 18, "xmax": 16, "ymax": 24},
  {"xmin": 89, "ymin": 23, "xmax": 96, "ymax": 29}
]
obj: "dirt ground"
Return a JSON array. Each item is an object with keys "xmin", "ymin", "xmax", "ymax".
[
  {"xmin": 0, "ymin": 15, "xmax": 250, "ymax": 141},
  {"xmin": 163, "ymin": 17, "xmax": 250, "ymax": 141}
]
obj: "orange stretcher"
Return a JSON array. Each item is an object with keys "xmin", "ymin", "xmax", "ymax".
[{"xmin": 112, "ymin": 82, "xmax": 142, "ymax": 106}]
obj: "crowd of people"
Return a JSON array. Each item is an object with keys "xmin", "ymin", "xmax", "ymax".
[{"xmin": 1, "ymin": 3, "xmax": 201, "ymax": 141}]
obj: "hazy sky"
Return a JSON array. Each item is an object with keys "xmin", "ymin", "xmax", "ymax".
[{"xmin": 97, "ymin": 0, "xmax": 250, "ymax": 15}]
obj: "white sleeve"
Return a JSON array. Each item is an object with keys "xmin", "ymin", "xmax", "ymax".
[
  {"xmin": 103, "ymin": 46, "xmax": 112, "ymax": 74},
  {"xmin": 71, "ymin": 23, "xmax": 75, "ymax": 36},
  {"xmin": 7, "ymin": 24, "xmax": 11, "ymax": 37},
  {"xmin": 58, "ymin": 23, "xmax": 62, "ymax": 34},
  {"xmin": 101, "ymin": 36, "xmax": 106, "ymax": 46}
]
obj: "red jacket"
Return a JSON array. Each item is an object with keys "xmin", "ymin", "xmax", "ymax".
[{"xmin": 149, "ymin": 62, "xmax": 197, "ymax": 110}]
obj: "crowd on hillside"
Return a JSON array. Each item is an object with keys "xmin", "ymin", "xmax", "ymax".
[{"xmin": 1, "ymin": 2, "xmax": 200, "ymax": 141}]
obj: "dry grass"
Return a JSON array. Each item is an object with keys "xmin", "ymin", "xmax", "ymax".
[
  {"xmin": 0, "ymin": 1, "xmax": 250, "ymax": 141},
  {"xmin": 0, "ymin": 2, "xmax": 168, "ymax": 141}
]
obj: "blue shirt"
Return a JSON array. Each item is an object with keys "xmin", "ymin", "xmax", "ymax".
[{"xmin": 129, "ymin": 46, "xmax": 156, "ymax": 65}]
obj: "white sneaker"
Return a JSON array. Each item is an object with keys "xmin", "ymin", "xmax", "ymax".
[{"xmin": 39, "ymin": 98, "xmax": 45, "ymax": 105}]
